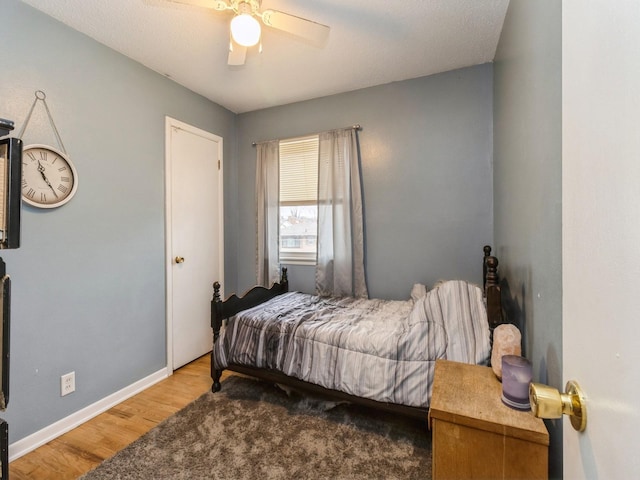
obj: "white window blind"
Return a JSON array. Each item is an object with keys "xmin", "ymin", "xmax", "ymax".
[
  {"xmin": 279, "ymin": 135, "xmax": 318, "ymax": 205},
  {"xmin": 278, "ymin": 135, "xmax": 319, "ymax": 265}
]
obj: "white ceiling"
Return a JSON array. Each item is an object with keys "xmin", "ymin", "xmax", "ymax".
[{"xmin": 20, "ymin": 0, "xmax": 510, "ymax": 114}]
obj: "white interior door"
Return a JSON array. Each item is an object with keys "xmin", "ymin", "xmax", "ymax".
[
  {"xmin": 166, "ymin": 117, "xmax": 224, "ymax": 371},
  {"xmin": 563, "ymin": 2, "xmax": 640, "ymax": 477}
]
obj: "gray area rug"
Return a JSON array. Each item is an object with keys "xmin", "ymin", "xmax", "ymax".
[{"xmin": 80, "ymin": 375, "xmax": 432, "ymax": 480}]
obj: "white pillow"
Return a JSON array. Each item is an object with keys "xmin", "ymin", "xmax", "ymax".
[
  {"xmin": 410, "ymin": 283, "xmax": 427, "ymax": 302},
  {"xmin": 410, "ymin": 280, "xmax": 491, "ymax": 365}
]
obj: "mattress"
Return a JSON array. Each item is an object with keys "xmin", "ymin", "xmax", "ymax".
[{"xmin": 213, "ymin": 280, "xmax": 491, "ymax": 408}]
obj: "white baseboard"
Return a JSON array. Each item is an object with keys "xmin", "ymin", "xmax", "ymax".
[{"xmin": 8, "ymin": 367, "xmax": 169, "ymax": 462}]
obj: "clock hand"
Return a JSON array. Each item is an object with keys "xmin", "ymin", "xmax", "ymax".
[{"xmin": 37, "ymin": 160, "xmax": 59, "ymax": 198}]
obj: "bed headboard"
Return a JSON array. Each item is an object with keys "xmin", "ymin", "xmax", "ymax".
[{"xmin": 483, "ymin": 245, "xmax": 503, "ymax": 330}]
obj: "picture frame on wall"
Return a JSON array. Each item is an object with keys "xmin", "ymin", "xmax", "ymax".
[
  {"xmin": 0, "ymin": 137, "xmax": 22, "ymax": 249},
  {"xmin": 0, "ymin": 258, "xmax": 9, "ymax": 412}
]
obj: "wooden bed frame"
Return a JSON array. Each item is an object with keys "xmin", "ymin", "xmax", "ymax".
[{"xmin": 210, "ymin": 246, "xmax": 503, "ymax": 419}]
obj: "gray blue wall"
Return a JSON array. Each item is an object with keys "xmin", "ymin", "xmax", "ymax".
[
  {"xmin": 234, "ymin": 65, "xmax": 494, "ymax": 299},
  {"xmin": 3, "ymin": 0, "xmax": 548, "ymax": 465},
  {"xmin": 1, "ymin": 0, "xmax": 235, "ymax": 443},
  {"xmin": 493, "ymin": 1, "xmax": 562, "ymax": 478}
]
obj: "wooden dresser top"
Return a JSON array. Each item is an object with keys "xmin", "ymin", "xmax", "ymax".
[{"xmin": 429, "ymin": 359, "xmax": 549, "ymax": 446}]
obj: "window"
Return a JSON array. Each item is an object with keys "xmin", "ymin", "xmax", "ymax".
[{"xmin": 279, "ymin": 135, "xmax": 319, "ymax": 265}]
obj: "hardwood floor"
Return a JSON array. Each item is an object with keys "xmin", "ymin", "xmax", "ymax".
[{"xmin": 9, "ymin": 354, "xmax": 216, "ymax": 480}]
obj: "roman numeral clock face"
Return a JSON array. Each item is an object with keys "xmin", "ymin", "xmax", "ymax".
[{"xmin": 22, "ymin": 145, "xmax": 78, "ymax": 208}]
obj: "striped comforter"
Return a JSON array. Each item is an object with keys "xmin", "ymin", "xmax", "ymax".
[{"xmin": 213, "ymin": 280, "xmax": 491, "ymax": 408}]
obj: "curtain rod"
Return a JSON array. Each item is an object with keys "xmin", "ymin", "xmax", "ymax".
[{"xmin": 252, "ymin": 124, "xmax": 362, "ymax": 146}]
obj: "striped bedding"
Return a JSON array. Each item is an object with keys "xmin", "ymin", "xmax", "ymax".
[{"xmin": 213, "ymin": 280, "xmax": 491, "ymax": 408}]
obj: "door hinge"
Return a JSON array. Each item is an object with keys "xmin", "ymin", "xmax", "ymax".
[{"xmin": 218, "ymin": 160, "xmax": 221, "ymax": 170}]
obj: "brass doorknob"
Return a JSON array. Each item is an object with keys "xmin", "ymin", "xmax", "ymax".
[
  {"xmin": 529, "ymin": 380, "xmax": 587, "ymax": 432},
  {"xmin": 175, "ymin": 256, "xmax": 185, "ymax": 264}
]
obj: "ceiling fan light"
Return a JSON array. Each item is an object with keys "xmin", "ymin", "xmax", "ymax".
[{"xmin": 230, "ymin": 13, "xmax": 261, "ymax": 47}]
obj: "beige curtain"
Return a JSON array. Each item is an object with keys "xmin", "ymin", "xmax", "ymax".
[
  {"xmin": 255, "ymin": 140, "xmax": 280, "ymax": 286},
  {"xmin": 315, "ymin": 128, "xmax": 368, "ymax": 298}
]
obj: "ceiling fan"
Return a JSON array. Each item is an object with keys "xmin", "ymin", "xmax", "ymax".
[{"xmin": 167, "ymin": 0, "xmax": 330, "ymax": 65}]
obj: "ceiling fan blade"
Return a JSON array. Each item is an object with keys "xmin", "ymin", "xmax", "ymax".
[
  {"xmin": 227, "ymin": 40, "xmax": 247, "ymax": 65},
  {"xmin": 261, "ymin": 10, "xmax": 330, "ymax": 45},
  {"xmin": 164, "ymin": 0, "xmax": 229, "ymax": 10}
]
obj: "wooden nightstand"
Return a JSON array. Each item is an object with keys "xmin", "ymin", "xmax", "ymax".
[{"xmin": 428, "ymin": 360, "xmax": 549, "ymax": 480}]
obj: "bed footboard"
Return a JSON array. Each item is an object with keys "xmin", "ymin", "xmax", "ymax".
[{"xmin": 211, "ymin": 268, "xmax": 289, "ymax": 392}]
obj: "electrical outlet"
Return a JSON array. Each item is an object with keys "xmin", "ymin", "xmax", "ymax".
[{"xmin": 61, "ymin": 371, "xmax": 75, "ymax": 396}]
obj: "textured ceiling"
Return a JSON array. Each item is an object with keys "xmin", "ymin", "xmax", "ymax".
[{"xmin": 19, "ymin": 0, "xmax": 509, "ymax": 113}]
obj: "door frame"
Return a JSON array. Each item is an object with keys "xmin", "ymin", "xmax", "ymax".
[{"xmin": 164, "ymin": 116, "xmax": 224, "ymax": 375}]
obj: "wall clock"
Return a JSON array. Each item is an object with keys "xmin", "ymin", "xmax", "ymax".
[{"xmin": 21, "ymin": 144, "xmax": 78, "ymax": 208}]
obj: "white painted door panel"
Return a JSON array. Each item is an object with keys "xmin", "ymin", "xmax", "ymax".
[
  {"xmin": 167, "ymin": 118, "xmax": 223, "ymax": 370},
  {"xmin": 563, "ymin": 2, "xmax": 640, "ymax": 477}
]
